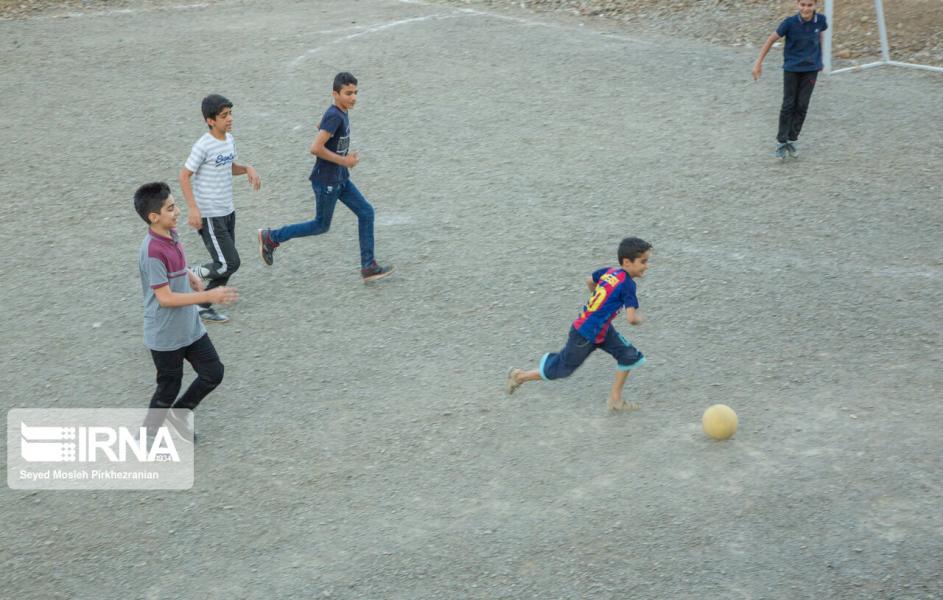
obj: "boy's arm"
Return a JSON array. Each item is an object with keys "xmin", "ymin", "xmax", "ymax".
[
  {"xmin": 188, "ymin": 269, "xmax": 205, "ymax": 292},
  {"xmin": 178, "ymin": 168, "xmax": 202, "ymax": 230},
  {"xmin": 752, "ymin": 32, "xmax": 782, "ymax": 80},
  {"xmin": 153, "ymin": 284, "xmax": 238, "ymax": 309},
  {"xmin": 310, "ymin": 129, "xmax": 359, "ymax": 169},
  {"xmin": 625, "ymin": 307, "xmax": 643, "ymax": 326},
  {"xmin": 586, "ymin": 276, "xmax": 597, "ymax": 294},
  {"xmin": 231, "ymin": 162, "xmax": 261, "ymax": 191}
]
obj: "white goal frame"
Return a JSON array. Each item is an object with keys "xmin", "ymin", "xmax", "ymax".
[{"xmin": 824, "ymin": 0, "xmax": 943, "ymax": 74}]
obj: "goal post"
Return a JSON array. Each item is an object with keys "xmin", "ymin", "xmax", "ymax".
[{"xmin": 824, "ymin": 0, "xmax": 943, "ymax": 75}]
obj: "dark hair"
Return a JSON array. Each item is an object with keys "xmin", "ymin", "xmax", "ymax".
[
  {"xmin": 333, "ymin": 72, "xmax": 358, "ymax": 92},
  {"xmin": 618, "ymin": 237, "xmax": 652, "ymax": 263},
  {"xmin": 134, "ymin": 182, "xmax": 171, "ymax": 224},
  {"xmin": 201, "ymin": 94, "xmax": 233, "ymax": 124}
]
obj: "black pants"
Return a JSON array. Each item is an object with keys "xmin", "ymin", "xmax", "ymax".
[
  {"xmin": 199, "ymin": 211, "xmax": 240, "ymax": 308},
  {"xmin": 778, "ymin": 70, "xmax": 818, "ymax": 143},
  {"xmin": 143, "ymin": 334, "xmax": 224, "ymax": 433}
]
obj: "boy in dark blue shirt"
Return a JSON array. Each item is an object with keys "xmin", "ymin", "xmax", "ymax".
[
  {"xmin": 752, "ymin": 0, "xmax": 828, "ymax": 159},
  {"xmin": 258, "ymin": 72, "xmax": 394, "ymax": 282},
  {"xmin": 505, "ymin": 238, "xmax": 652, "ymax": 412}
]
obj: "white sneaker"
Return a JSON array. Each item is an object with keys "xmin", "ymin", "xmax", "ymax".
[
  {"xmin": 190, "ymin": 265, "xmax": 211, "ymax": 282},
  {"xmin": 166, "ymin": 409, "xmax": 196, "ymax": 443},
  {"xmin": 199, "ymin": 307, "xmax": 230, "ymax": 323}
]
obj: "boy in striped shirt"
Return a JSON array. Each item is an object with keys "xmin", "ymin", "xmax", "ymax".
[
  {"xmin": 505, "ymin": 238, "xmax": 652, "ymax": 412},
  {"xmin": 179, "ymin": 94, "xmax": 261, "ymax": 323}
]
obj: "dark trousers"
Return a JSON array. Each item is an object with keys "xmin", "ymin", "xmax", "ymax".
[
  {"xmin": 199, "ymin": 212, "xmax": 240, "ymax": 308},
  {"xmin": 143, "ymin": 334, "xmax": 224, "ymax": 433},
  {"xmin": 778, "ymin": 70, "xmax": 818, "ymax": 143},
  {"xmin": 540, "ymin": 326, "xmax": 645, "ymax": 381}
]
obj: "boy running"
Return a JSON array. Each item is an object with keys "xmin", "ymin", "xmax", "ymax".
[
  {"xmin": 257, "ymin": 72, "xmax": 394, "ymax": 282},
  {"xmin": 134, "ymin": 182, "xmax": 237, "ymax": 441},
  {"xmin": 506, "ymin": 238, "xmax": 652, "ymax": 412},
  {"xmin": 179, "ymin": 94, "xmax": 261, "ymax": 323}
]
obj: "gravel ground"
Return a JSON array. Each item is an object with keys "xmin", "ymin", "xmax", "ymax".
[
  {"xmin": 4, "ymin": 0, "xmax": 942, "ymax": 66},
  {"xmin": 436, "ymin": 0, "xmax": 943, "ymax": 67},
  {"xmin": 2, "ymin": 0, "xmax": 942, "ymax": 598}
]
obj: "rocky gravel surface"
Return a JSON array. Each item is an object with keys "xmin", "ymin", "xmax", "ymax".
[
  {"xmin": 437, "ymin": 0, "xmax": 943, "ymax": 67},
  {"xmin": 2, "ymin": 0, "xmax": 942, "ymax": 598},
  {"xmin": 4, "ymin": 0, "xmax": 940, "ymax": 66}
]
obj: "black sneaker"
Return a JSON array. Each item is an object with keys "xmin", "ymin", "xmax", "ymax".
[
  {"xmin": 199, "ymin": 307, "xmax": 229, "ymax": 323},
  {"xmin": 165, "ymin": 409, "xmax": 196, "ymax": 444},
  {"xmin": 361, "ymin": 261, "xmax": 395, "ymax": 283},
  {"xmin": 258, "ymin": 228, "xmax": 278, "ymax": 266}
]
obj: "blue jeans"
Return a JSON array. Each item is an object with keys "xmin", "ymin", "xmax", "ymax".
[
  {"xmin": 539, "ymin": 326, "xmax": 645, "ymax": 381},
  {"xmin": 270, "ymin": 179, "xmax": 375, "ymax": 268}
]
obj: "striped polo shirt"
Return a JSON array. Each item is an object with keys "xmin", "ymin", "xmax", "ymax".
[
  {"xmin": 139, "ymin": 228, "xmax": 206, "ymax": 351},
  {"xmin": 184, "ymin": 132, "xmax": 237, "ymax": 218}
]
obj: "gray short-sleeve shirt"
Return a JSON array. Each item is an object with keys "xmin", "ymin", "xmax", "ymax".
[{"xmin": 139, "ymin": 229, "xmax": 206, "ymax": 351}]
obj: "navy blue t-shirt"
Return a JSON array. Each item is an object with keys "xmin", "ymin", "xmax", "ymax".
[
  {"xmin": 309, "ymin": 105, "xmax": 351, "ymax": 185},
  {"xmin": 776, "ymin": 12, "xmax": 828, "ymax": 72}
]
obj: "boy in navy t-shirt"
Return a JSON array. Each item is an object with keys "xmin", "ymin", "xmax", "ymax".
[
  {"xmin": 258, "ymin": 72, "xmax": 394, "ymax": 282},
  {"xmin": 752, "ymin": 0, "xmax": 828, "ymax": 158},
  {"xmin": 505, "ymin": 238, "xmax": 652, "ymax": 412}
]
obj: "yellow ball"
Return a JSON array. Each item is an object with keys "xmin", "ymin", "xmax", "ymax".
[{"xmin": 702, "ymin": 404, "xmax": 738, "ymax": 440}]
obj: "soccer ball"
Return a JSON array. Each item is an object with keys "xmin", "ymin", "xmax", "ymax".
[{"xmin": 702, "ymin": 404, "xmax": 738, "ymax": 440}]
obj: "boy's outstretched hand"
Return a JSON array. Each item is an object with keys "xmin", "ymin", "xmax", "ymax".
[
  {"xmin": 208, "ymin": 286, "xmax": 239, "ymax": 305},
  {"xmin": 246, "ymin": 166, "xmax": 262, "ymax": 191},
  {"xmin": 752, "ymin": 62, "xmax": 763, "ymax": 80}
]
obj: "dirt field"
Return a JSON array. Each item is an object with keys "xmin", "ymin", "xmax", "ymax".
[
  {"xmin": 2, "ymin": 0, "xmax": 942, "ymax": 598},
  {"xmin": 448, "ymin": 0, "xmax": 943, "ymax": 65}
]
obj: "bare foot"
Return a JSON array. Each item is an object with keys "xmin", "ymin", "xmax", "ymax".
[
  {"xmin": 608, "ymin": 398, "xmax": 640, "ymax": 412},
  {"xmin": 505, "ymin": 368, "xmax": 523, "ymax": 395}
]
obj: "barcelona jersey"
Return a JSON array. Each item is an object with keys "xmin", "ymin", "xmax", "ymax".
[{"xmin": 572, "ymin": 267, "xmax": 639, "ymax": 343}]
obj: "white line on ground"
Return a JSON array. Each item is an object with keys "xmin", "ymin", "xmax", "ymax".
[
  {"xmin": 289, "ymin": 13, "xmax": 463, "ymax": 68},
  {"xmin": 289, "ymin": 1, "xmax": 650, "ymax": 70},
  {"xmin": 674, "ymin": 242, "xmax": 943, "ymax": 280},
  {"xmin": 397, "ymin": 0, "xmax": 653, "ymax": 45},
  {"xmin": 0, "ymin": 3, "xmax": 209, "ymax": 21}
]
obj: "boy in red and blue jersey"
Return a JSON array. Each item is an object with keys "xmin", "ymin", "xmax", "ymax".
[{"xmin": 506, "ymin": 237, "xmax": 652, "ymax": 412}]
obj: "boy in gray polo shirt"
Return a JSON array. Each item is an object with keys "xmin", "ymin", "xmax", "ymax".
[{"xmin": 135, "ymin": 182, "xmax": 238, "ymax": 440}]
